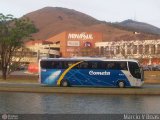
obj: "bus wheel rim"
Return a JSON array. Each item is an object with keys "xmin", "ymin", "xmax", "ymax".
[
  {"xmin": 62, "ymin": 81, "xmax": 68, "ymax": 86},
  {"xmin": 119, "ymin": 81, "xmax": 125, "ymax": 88}
]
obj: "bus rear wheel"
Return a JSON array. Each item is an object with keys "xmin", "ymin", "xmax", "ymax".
[
  {"xmin": 60, "ymin": 80, "xmax": 69, "ymax": 87},
  {"xmin": 118, "ymin": 81, "xmax": 125, "ymax": 88}
]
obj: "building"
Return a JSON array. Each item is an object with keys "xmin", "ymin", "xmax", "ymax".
[
  {"xmin": 18, "ymin": 31, "xmax": 160, "ymax": 65},
  {"xmin": 25, "ymin": 40, "xmax": 60, "ymax": 59},
  {"xmin": 46, "ymin": 31, "xmax": 103, "ymax": 57},
  {"xmin": 95, "ymin": 39, "xmax": 160, "ymax": 65},
  {"xmin": 18, "ymin": 31, "xmax": 103, "ymax": 73},
  {"xmin": 11, "ymin": 40, "xmax": 60, "ymax": 63},
  {"xmin": 13, "ymin": 31, "xmax": 102, "ymax": 64}
]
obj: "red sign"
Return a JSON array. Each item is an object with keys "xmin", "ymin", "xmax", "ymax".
[{"xmin": 84, "ymin": 42, "xmax": 92, "ymax": 47}]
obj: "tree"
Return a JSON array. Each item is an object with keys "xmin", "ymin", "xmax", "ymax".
[{"xmin": 0, "ymin": 13, "xmax": 37, "ymax": 80}]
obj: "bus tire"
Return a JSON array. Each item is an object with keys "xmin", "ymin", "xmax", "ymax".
[
  {"xmin": 117, "ymin": 81, "xmax": 125, "ymax": 88},
  {"xmin": 60, "ymin": 80, "xmax": 69, "ymax": 87}
]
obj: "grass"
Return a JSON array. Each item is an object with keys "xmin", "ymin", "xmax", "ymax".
[
  {"xmin": 144, "ymin": 71, "xmax": 160, "ymax": 83},
  {"xmin": 0, "ymin": 75, "xmax": 38, "ymax": 83},
  {"xmin": 144, "ymin": 71, "xmax": 160, "ymax": 76}
]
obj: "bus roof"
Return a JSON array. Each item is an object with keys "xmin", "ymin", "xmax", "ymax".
[{"xmin": 40, "ymin": 57, "xmax": 139, "ymax": 62}]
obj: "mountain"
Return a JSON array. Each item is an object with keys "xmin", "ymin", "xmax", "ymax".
[
  {"xmin": 23, "ymin": 7, "xmax": 160, "ymax": 41},
  {"xmin": 114, "ymin": 19, "xmax": 160, "ymax": 35}
]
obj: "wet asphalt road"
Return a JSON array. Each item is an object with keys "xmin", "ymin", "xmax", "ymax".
[{"xmin": 0, "ymin": 82, "xmax": 159, "ymax": 88}]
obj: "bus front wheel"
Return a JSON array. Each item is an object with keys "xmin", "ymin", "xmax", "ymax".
[
  {"xmin": 117, "ymin": 81, "xmax": 125, "ymax": 88},
  {"xmin": 60, "ymin": 80, "xmax": 69, "ymax": 87}
]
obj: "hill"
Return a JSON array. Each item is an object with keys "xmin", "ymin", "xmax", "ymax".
[
  {"xmin": 23, "ymin": 7, "xmax": 160, "ymax": 41},
  {"xmin": 114, "ymin": 19, "xmax": 160, "ymax": 35}
]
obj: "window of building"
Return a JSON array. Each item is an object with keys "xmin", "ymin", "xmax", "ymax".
[
  {"xmin": 116, "ymin": 46, "xmax": 120, "ymax": 54},
  {"xmin": 151, "ymin": 45, "xmax": 156, "ymax": 54},
  {"xmin": 157, "ymin": 44, "xmax": 160, "ymax": 54},
  {"xmin": 145, "ymin": 45, "xmax": 149, "ymax": 54},
  {"xmin": 139, "ymin": 45, "xmax": 143, "ymax": 54},
  {"xmin": 127, "ymin": 45, "xmax": 131, "ymax": 54},
  {"xmin": 133, "ymin": 45, "xmax": 137, "ymax": 54}
]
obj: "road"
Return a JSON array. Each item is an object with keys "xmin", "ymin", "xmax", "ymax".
[
  {"xmin": 0, "ymin": 82, "xmax": 160, "ymax": 95},
  {"xmin": 0, "ymin": 82, "xmax": 160, "ymax": 88},
  {"xmin": 143, "ymin": 84, "xmax": 160, "ymax": 88},
  {"xmin": 0, "ymin": 82, "xmax": 159, "ymax": 88}
]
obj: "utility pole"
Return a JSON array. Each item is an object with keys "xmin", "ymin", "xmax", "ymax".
[
  {"xmin": 48, "ymin": 44, "xmax": 50, "ymax": 58},
  {"xmin": 37, "ymin": 50, "xmax": 40, "ymax": 62}
]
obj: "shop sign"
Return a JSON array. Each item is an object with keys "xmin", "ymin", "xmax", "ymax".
[
  {"xmin": 67, "ymin": 41, "xmax": 80, "ymax": 46},
  {"xmin": 84, "ymin": 42, "xmax": 92, "ymax": 47},
  {"xmin": 68, "ymin": 32, "xmax": 93, "ymax": 40}
]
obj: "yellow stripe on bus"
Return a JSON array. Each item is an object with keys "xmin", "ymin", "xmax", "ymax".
[{"xmin": 57, "ymin": 61, "xmax": 83, "ymax": 86}]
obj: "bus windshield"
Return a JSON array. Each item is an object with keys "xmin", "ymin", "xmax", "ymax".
[{"xmin": 128, "ymin": 62, "xmax": 141, "ymax": 79}]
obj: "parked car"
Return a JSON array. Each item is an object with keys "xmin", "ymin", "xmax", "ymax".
[
  {"xmin": 152, "ymin": 65, "xmax": 160, "ymax": 71},
  {"xmin": 142, "ymin": 65, "xmax": 151, "ymax": 71},
  {"xmin": 142, "ymin": 65, "xmax": 160, "ymax": 71},
  {"xmin": 16, "ymin": 65, "xmax": 27, "ymax": 71}
]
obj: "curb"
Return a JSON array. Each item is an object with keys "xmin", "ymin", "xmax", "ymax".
[{"xmin": 0, "ymin": 86, "xmax": 160, "ymax": 95}]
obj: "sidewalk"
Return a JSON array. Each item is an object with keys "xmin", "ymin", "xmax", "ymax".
[{"xmin": 0, "ymin": 83, "xmax": 160, "ymax": 95}]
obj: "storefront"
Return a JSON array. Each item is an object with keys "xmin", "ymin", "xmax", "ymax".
[{"xmin": 47, "ymin": 31, "xmax": 103, "ymax": 57}]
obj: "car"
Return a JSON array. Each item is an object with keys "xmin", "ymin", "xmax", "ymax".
[
  {"xmin": 153, "ymin": 65, "xmax": 160, "ymax": 71},
  {"xmin": 142, "ymin": 65, "xmax": 150, "ymax": 71}
]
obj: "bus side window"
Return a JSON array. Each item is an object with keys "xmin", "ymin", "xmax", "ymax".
[
  {"xmin": 51, "ymin": 61, "xmax": 56, "ymax": 68},
  {"xmin": 119, "ymin": 62, "xmax": 128, "ymax": 70},
  {"xmin": 107, "ymin": 62, "xmax": 115, "ymax": 69},
  {"xmin": 79, "ymin": 62, "xmax": 89, "ymax": 69},
  {"xmin": 47, "ymin": 61, "xmax": 53, "ymax": 69},
  {"xmin": 41, "ymin": 61, "xmax": 55, "ymax": 69},
  {"xmin": 57, "ymin": 62, "xmax": 63, "ymax": 69},
  {"xmin": 68, "ymin": 61, "xmax": 75, "ymax": 67},
  {"xmin": 100, "ymin": 62, "xmax": 107, "ymax": 69},
  {"xmin": 64, "ymin": 62, "xmax": 69, "ymax": 69},
  {"xmin": 66, "ymin": 61, "xmax": 78, "ymax": 69},
  {"xmin": 40, "ymin": 61, "xmax": 46, "ymax": 69},
  {"xmin": 90, "ymin": 62, "xmax": 98, "ymax": 69}
]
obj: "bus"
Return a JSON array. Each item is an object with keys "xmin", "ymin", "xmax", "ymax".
[{"xmin": 39, "ymin": 57, "xmax": 144, "ymax": 88}]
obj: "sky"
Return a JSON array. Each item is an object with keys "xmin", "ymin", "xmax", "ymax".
[{"xmin": 0, "ymin": 0, "xmax": 160, "ymax": 28}]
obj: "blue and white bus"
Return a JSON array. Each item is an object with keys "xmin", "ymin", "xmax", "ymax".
[{"xmin": 39, "ymin": 58, "xmax": 144, "ymax": 88}]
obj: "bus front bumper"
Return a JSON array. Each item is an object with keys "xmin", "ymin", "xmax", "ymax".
[{"xmin": 135, "ymin": 80, "xmax": 144, "ymax": 87}]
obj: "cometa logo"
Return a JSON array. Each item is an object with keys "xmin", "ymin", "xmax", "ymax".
[
  {"xmin": 89, "ymin": 71, "xmax": 110, "ymax": 75},
  {"xmin": 68, "ymin": 32, "xmax": 93, "ymax": 40}
]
